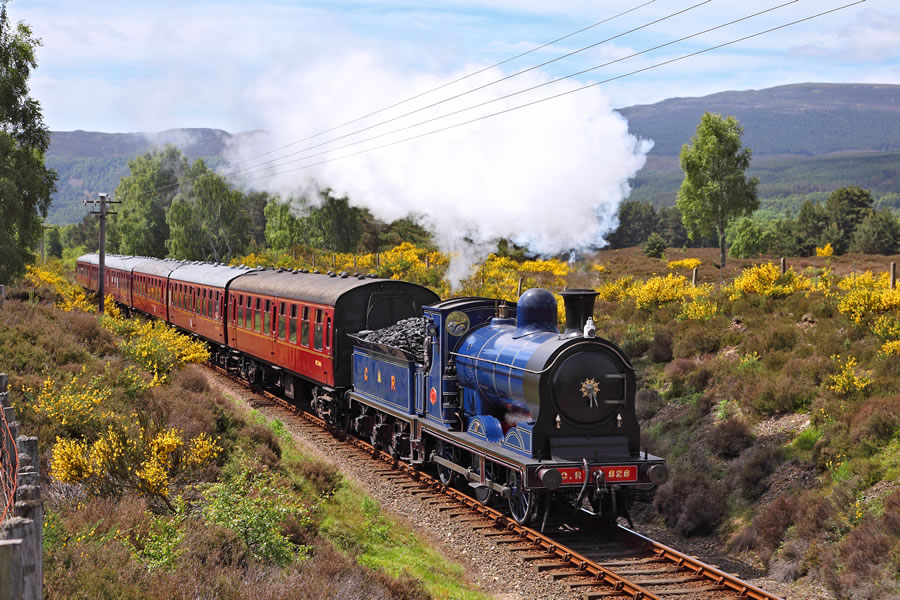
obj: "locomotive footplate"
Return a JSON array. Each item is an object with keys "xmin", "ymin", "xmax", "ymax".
[{"xmin": 424, "ymin": 424, "xmax": 667, "ymax": 492}]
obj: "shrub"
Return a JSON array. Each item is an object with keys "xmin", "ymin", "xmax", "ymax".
[
  {"xmin": 850, "ymin": 397, "xmax": 899, "ymax": 445},
  {"xmin": 672, "ymin": 323, "xmax": 720, "ymax": 358},
  {"xmin": 643, "ymin": 232, "xmax": 667, "ymax": 258},
  {"xmin": 746, "ymin": 494, "xmax": 797, "ymax": 561},
  {"xmin": 635, "ymin": 389, "xmax": 664, "ymax": 421},
  {"xmin": 653, "ymin": 472, "xmax": 727, "ymax": 537},
  {"xmin": 172, "ymin": 365, "xmax": 209, "ymax": 394},
  {"xmin": 734, "ymin": 447, "xmax": 784, "ymax": 500},
  {"xmin": 727, "ymin": 262, "xmax": 812, "ymax": 300},
  {"xmin": 752, "ymin": 372, "xmax": 816, "ymax": 415},
  {"xmin": 821, "ymin": 491, "xmax": 900, "ymax": 600},
  {"xmin": 764, "ymin": 325, "xmax": 798, "ymax": 351},
  {"xmin": 667, "ymin": 258, "xmax": 701, "ymax": 270},
  {"xmin": 293, "ymin": 460, "xmax": 342, "ymax": 496},
  {"xmin": 648, "ymin": 329, "xmax": 673, "ymax": 362},
  {"xmin": 200, "ymin": 468, "xmax": 312, "ymax": 566},
  {"xmin": 708, "ymin": 418, "xmax": 754, "ymax": 458}
]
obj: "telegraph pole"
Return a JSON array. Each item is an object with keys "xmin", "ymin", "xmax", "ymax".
[{"xmin": 84, "ymin": 192, "xmax": 119, "ymax": 314}]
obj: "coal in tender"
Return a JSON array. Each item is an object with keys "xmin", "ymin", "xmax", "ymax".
[{"xmin": 359, "ymin": 317, "xmax": 429, "ymax": 362}]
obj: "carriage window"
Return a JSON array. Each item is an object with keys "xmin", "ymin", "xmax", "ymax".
[
  {"xmin": 326, "ymin": 316, "xmax": 332, "ymax": 349},
  {"xmin": 246, "ymin": 295, "xmax": 252, "ymax": 329},
  {"xmin": 300, "ymin": 306, "xmax": 310, "ymax": 347},
  {"xmin": 289, "ymin": 305, "xmax": 297, "ymax": 344},
  {"xmin": 254, "ymin": 298, "xmax": 261, "ymax": 333},
  {"xmin": 278, "ymin": 303, "xmax": 286, "ymax": 340},
  {"xmin": 264, "ymin": 300, "xmax": 271, "ymax": 335},
  {"xmin": 313, "ymin": 309, "xmax": 323, "ymax": 351},
  {"xmin": 237, "ymin": 295, "xmax": 244, "ymax": 328}
]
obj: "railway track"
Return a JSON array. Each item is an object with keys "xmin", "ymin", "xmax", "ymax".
[{"xmin": 208, "ymin": 365, "xmax": 783, "ymax": 600}]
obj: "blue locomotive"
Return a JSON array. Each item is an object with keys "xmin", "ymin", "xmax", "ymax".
[{"xmin": 346, "ymin": 287, "xmax": 668, "ymax": 526}]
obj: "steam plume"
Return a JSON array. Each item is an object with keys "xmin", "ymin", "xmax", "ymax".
[{"xmin": 226, "ymin": 52, "xmax": 652, "ymax": 283}]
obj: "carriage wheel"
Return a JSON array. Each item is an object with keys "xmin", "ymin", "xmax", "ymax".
[{"xmin": 507, "ymin": 470, "xmax": 536, "ymax": 524}]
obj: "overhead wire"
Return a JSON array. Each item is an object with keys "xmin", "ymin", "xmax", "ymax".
[
  {"xmin": 232, "ymin": 0, "xmax": 800, "ymax": 180},
  {"xmin": 230, "ymin": 0, "xmax": 713, "ymax": 176},
  {"xmin": 240, "ymin": 0, "xmax": 658, "ymax": 161},
  {"xmin": 126, "ymin": 0, "xmax": 661, "ymax": 200},
  {"xmin": 234, "ymin": 1, "xmax": 866, "ymax": 184}
]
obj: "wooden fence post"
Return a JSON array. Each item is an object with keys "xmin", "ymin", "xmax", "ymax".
[
  {"xmin": 353, "ymin": 256, "xmax": 357, "ymax": 269},
  {"xmin": 425, "ymin": 255, "xmax": 430, "ymax": 269},
  {"xmin": 517, "ymin": 278, "xmax": 523, "ymax": 297},
  {"xmin": 0, "ymin": 285, "xmax": 5, "ymax": 307},
  {"xmin": 691, "ymin": 268, "xmax": 698, "ymax": 287},
  {"xmin": 891, "ymin": 262, "xmax": 896, "ymax": 290},
  {"xmin": 0, "ymin": 374, "xmax": 42, "ymax": 600},
  {"xmin": 780, "ymin": 257, "xmax": 786, "ymax": 275},
  {"xmin": 0, "ymin": 538, "xmax": 23, "ymax": 600}
]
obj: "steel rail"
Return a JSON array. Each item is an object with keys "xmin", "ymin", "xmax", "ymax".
[
  {"xmin": 206, "ymin": 364, "xmax": 783, "ymax": 600},
  {"xmin": 618, "ymin": 526, "xmax": 783, "ymax": 600}
]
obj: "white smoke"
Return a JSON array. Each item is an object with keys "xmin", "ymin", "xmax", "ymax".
[{"xmin": 225, "ymin": 51, "xmax": 652, "ymax": 284}]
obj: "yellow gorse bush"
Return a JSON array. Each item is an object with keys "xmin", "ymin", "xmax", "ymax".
[
  {"xmin": 827, "ymin": 355, "xmax": 872, "ymax": 396},
  {"xmin": 627, "ymin": 274, "xmax": 710, "ymax": 310},
  {"xmin": 595, "ymin": 276, "xmax": 635, "ymax": 302},
  {"xmin": 232, "ymin": 243, "xmax": 451, "ymax": 296},
  {"xmin": 837, "ymin": 286, "xmax": 900, "ymax": 326},
  {"xmin": 28, "ymin": 366, "xmax": 110, "ymax": 432},
  {"xmin": 104, "ymin": 316, "xmax": 210, "ymax": 383},
  {"xmin": 667, "ymin": 258, "xmax": 702, "ymax": 271},
  {"xmin": 881, "ymin": 340, "xmax": 900, "ymax": 356},
  {"xmin": 816, "ymin": 243, "xmax": 834, "ymax": 257},
  {"xmin": 51, "ymin": 423, "xmax": 221, "ymax": 502},
  {"xmin": 680, "ymin": 297, "xmax": 718, "ymax": 321},
  {"xmin": 727, "ymin": 262, "xmax": 811, "ymax": 300},
  {"xmin": 25, "ymin": 263, "xmax": 94, "ymax": 312}
]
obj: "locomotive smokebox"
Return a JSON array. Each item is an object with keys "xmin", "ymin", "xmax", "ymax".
[{"xmin": 560, "ymin": 289, "xmax": 599, "ymax": 336}]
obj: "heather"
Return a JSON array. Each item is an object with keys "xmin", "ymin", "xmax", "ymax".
[{"xmin": 2, "ymin": 265, "xmax": 486, "ymax": 600}]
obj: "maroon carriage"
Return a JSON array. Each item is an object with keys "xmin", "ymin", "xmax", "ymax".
[
  {"xmin": 167, "ymin": 262, "xmax": 253, "ymax": 346},
  {"xmin": 226, "ymin": 268, "xmax": 438, "ymax": 404}
]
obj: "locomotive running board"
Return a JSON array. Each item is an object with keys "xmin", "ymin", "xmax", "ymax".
[{"xmin": 431, "ymin": 454, "xmax": 511, "ymax": 498}]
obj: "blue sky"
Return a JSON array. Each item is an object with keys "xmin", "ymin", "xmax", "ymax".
[{"xmin": 18, "ymin": 0, "xmax": 900, "ymax": 133}]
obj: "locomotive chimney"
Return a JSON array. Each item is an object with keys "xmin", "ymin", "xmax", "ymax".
[{"xmin": 560, "ymin": 289, "xmax": 599, "ymax": 337}]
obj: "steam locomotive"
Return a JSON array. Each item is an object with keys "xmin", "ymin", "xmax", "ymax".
[{"xmin": 76, "ymin": 253, "xmax": 667, "ymax": 526}]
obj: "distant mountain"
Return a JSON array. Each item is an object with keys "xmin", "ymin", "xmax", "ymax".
[
  {"xmin": 619, "ymin": 83, "xmax": 900, "ymax": 156},
  {"xmin": 44, "ymin": 83, "xmax": 900, "ymax": 224}
]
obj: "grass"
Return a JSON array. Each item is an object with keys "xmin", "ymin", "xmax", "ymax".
[{"xmin": 320, "ymin": 486, "xmax": 485, "ymax": 600}]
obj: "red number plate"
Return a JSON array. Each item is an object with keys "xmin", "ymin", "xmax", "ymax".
[{"xmin": 556, "ymin": 465, "xmax": 638, "ymax": 484}]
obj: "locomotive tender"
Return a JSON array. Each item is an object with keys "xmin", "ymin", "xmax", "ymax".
[{"xmin": 77, "ymin": 253, "xmax": 667, "ymax": 526}]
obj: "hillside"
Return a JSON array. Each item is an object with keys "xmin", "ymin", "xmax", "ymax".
[
  {"xmin": 44, "ymin": 83, "xmax": 900, "ymax": 224},
  {"xmin": 619, "ymin": 83, "xmax": 900, "ymax": 156}
]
